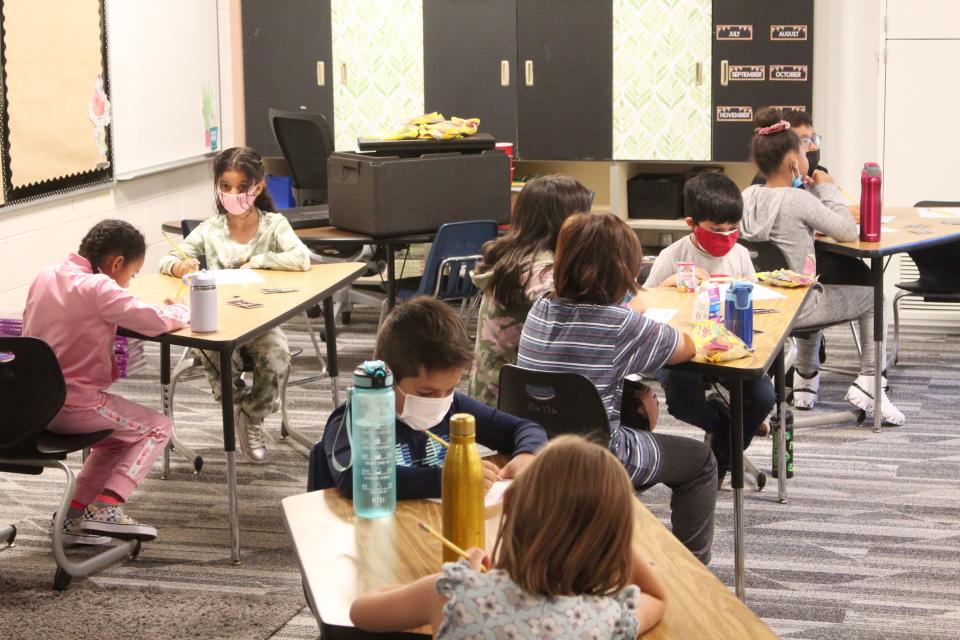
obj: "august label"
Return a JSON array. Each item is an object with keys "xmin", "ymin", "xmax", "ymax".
[
  {"xmin": 729, "ymin": 65, "xmax": 765, "ymax": 81},
  {"xmin": 716, "ymin": 106, "xmax": 754, "ymax": 122},
  {"xmin": 717, "ymin": 24, "xmax": 753, "ymax": 40},
  {"xmin": 771, "ymin": 25, "xmax": 808, "ymax": 40},
  {"xmin": 769, "ymin": 65, "xmax": 808, "ymax": 81}
]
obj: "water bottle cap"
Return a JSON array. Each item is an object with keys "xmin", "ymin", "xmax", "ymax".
[
  {"xmin": 184, "ymin": 270, "xmax": 216, "ymax": 287},
  {"xmin": 353, "ymin": 360, "xmax": 393, "ymax": 388},
  {"xmin": 731, "ymin": 281, "xmax": 753, "ymax": 308},
  {"xmin": 449, "ymin": 413, "xmax": 476, "ymax": 437}
]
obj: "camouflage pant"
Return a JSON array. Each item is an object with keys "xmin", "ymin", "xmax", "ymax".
[{"xmin": 193, "ymin": 327, "xmax": 291, "ymax": 424}]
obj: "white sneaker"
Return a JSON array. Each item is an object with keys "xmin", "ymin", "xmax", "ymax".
[
  {"xmin": 50, "ymin": 512, "xmax": 112, "ymax": 546},
  {"xmin": 845, "ymin": 375, "xmax": 905, "ymax": 426},
  {"xmin": 236, "ymin": 407, "xmax": 267, "ymax": 463},
  {"xmin": 792, "ymin": 371, "xmax": 820, "ymax": 410}
]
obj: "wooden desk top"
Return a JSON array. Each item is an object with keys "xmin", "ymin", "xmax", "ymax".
[
  {"xmin": 640, "ymin": 285, "xmax": 811, "ymax": 378},
  {"xmin": 816, "ymin": 206, "xmax": 960, "ymax": 257},
  {"xmin": 126, "ymin": 263, "xmax": 365, "ymax": 348},
  {"xmin": 281, "ymin": 490, "xmax": 776, "ymax": 640}
]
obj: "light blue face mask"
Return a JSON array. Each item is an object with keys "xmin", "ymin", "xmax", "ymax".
[{"xmin": 791, "ymin": 162, "xmax": 805, "ymax": 188}]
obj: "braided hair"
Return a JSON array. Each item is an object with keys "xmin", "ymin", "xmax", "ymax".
[
  {"xmin": 213, "ymin": 147, "xmax": 276, "ymax": 215},
  {"xmin": 78, "ymin": 219, "xmax": 146, "ymax": 273}
]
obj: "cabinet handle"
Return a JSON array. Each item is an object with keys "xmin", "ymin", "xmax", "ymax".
[
  {"xmin": 720, "ymin": 60, "xmax": 729, "ymax": 87},
  {"xmin": 524, "ymin": 60, "xmax": 534, "ymax": 86},
  {"xmin": 317, "ymin": 61, "xmax": 325, "ymax": 87},
  {"xmin": 340, "ymin": 63, "xmax": 348, "ymax": 86},
  {"xmin": 695, "ymin": 61, "xmax": 703, "ymax": 86},
  {"xmin": 501, "ymin": 60, "xmax": 510, "ymax": 86}
]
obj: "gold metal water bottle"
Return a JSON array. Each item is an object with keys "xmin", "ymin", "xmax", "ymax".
[{"xmin": 441, "ymin": 413, "xmax": 485, "ymax": 562}]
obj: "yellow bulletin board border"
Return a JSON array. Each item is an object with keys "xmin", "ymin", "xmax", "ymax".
[{"xmin": 0, "ymin": 0, "xmax": 113, "ymax": 207}]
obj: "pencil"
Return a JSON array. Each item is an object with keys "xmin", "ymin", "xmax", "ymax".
[
  {"xmin": 417, "ymin": 521, "xmax": 487, "ymax": 572},
  {"xmin": 425, "ymin": 430, "xmax": 448, "ymax": 448},
  {"xmin": 838, "ymin": 186, "xmax": 857, "ymax": 205},
  {"xmin": 162, "ymin": 231, "xmax": 189, "ymax": 260}
]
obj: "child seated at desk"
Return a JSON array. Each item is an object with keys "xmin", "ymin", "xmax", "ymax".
[
  {"xmin": 311, "ymin": 297, "xmax": 547, "ymax": 499},
  {"xmin": 350, "ymin": 435, "xmax": 668, "ymax": 638},
  {"xmin": 740, "ymin": 108, "xmax": 904, "ymax": 425},
  {"xmin": 644, "ymin": 173, "xmax": 775, "ymax": 483},
  {"xmin": 517, "ymin": 212, "xmax": 717, "ymax": 564}
]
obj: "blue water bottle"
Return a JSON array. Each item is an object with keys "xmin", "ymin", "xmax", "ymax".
[
  {"xmin": 724, "ymin": 281, "xmax": 754, "ymax": 348},
  {"xmin": 349, "ymin": 361, "xmax": 396, "ymax": 519}
]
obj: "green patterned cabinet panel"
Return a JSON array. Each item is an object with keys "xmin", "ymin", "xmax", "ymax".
[
  {"xmin": 331, "ymin": 0, "xmax": 425, "ymax": 151},
  {"xmin": 613, "ymin": 0, "xmax": 712, "ymax": 160}
]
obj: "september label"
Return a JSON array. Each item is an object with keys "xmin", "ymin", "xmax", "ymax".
[
  {"xmin": 769, "ymin": 64, "xmax": 808, "ymax": 81},
  {"xmin": 716, "ymin": 106, "xmax": 753, "ymax": 122},
  {"xmin": 728, "ymin": 65, "xmax": 765, "ymax": 81},
  {"xmin": 717, "ymin": 24, "xmax": 753, "ymax": 40},
  {"xmin": 771, "ymin": 25, "xmax": 808, "ymax": 40}
]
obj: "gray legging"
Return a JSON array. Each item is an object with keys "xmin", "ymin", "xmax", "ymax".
[{"xmin": 793, "ymin": 283, "xmax": 881, "ymax": 376}]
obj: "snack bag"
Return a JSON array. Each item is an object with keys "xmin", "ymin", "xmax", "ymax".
[
  {"xmin": 676, "ymin": 261, "xmax": 698, "ymax": 292},
  {"xmin": 690, "ymin": 319, "xmax": 752, "ymax": 363},
  {"xmin": 756, "ymin": 269, "xmax": 818, "ymax": 288},
  {"xmin": 691, "ymin": 282, "xmax": 721, "ymax": 322}
]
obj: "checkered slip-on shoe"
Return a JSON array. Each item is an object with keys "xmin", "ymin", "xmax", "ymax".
[
  {"xmin": 50, "ymin": 512, "xmax": 112, "ymax": 546},
  {"xmin": 80, "ymin": 504, "xmax": 158, "ymax": 541}
]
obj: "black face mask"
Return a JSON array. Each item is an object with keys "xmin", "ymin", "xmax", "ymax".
[{"xmin": 806, "ymin": 149, "xmax": 821, "ymax": 177}]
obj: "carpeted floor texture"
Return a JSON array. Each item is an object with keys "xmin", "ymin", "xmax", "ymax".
[{"xmin": 2, "ymin": 309, "xmax": 959, "ymax": 639}]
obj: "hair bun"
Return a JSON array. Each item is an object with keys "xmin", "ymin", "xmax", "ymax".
[{"xmin": 755, "ymin": 107, "xmax": 784, "ymax": 128}]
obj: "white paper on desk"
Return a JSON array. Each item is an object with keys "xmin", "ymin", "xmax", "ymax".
[
  {"xmin": 880, "ymin": 226, "xmax": 900, "ymax": 233},
  {"xmin": 428, "ymin": 479, "xmax": 513, "ymax": 508},
  {"xmin": 643, "ymin": 308, "xmax": 677, "ymax": 324},
  {"xmin": 917, "ymin": 207, "xmax": 960, "ymax": 219},
  {"xmin": 718, "ymin": 282, "xmax": 786, "ymax": 301},
  {"xmin": 208, "ymin": 269, "xmax": 265, "ymax": 285},
  {"xmin": 881, "ymin": 216, "xmax": 895, "ymax": 223}
]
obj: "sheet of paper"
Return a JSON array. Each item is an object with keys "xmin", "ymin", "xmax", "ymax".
[
  {"xmin": 718, "ymin": 282, "xmax": 786, "ymax": 301},
  {"xmin": 880, "ymin": 216, "xmax": 895, "ymax": 223},
  {"xmin": 643, "ymin": 308, "xmax": 677, "ymax": 324},
  {"xmin": 917, "ymin": 207, "xmax": 960, "ymax": 219},
  {"xmin": 209, "ymin": 269, "xmax": 266, "ymax": 285},
  {"xmin": 428, "ymin": 479, "xmax": 513, "ymax": 508},
  {"xmin": 880, "ymin": 226, "xmax": 900, "ymax": 233}
]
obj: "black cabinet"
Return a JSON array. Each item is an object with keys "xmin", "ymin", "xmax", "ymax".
[
  {"xmin": 241, "ymin": 0, "xmax": 334, "ymax": 157},
  {"xmin": 423, "ymin": 0, "xmax": 518, "ymax": 146},
  {"xmin": 515, "ymin": 0, "xmax": 613, "ymax": 160},
  {"xmin": 712, "ymin": 0, "xmax": 815, "ymax": 161}
]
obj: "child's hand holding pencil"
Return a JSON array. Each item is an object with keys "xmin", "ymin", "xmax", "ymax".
[{"xmin": 418, "ymin": 521, "xmax": 489, "ymax": 572}]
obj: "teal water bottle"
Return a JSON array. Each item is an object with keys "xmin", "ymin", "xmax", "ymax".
[{"xmin": 350, "ymin": 361, "xmax": 396, "ymax": 518}]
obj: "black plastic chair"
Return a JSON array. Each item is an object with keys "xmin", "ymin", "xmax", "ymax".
[
  {"xmin": 497, "ymin": 365, "xmax": 610, "ymax": 442},
  {"xmin": 891, "ymin": 202, "xmax": 960, "ymax": 364},
  {"xmin": 268, "ymin": 108, "xmax": 334, "ymax": 207},
  {"xmin": 0, "ymin": 337, "xmax": 141, "ymax": 590}
]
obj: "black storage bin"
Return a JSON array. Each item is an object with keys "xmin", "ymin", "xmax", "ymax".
[
  {"xmin": 328, "ymin": 150, "xmax": 510, "ymax": 236},
  {"xmin": 626, "ymin": 173, "xmax": 683, "ymax": 220}
]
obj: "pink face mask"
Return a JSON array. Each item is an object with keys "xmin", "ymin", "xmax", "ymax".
[{"xmin": 218, "ymin": 189, "xmax": 258, "ymax": 215}]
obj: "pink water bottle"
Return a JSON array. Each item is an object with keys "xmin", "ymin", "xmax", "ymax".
[{"xmin": 859, "ymin": 162, "xmax": 882, "ymax": 242}]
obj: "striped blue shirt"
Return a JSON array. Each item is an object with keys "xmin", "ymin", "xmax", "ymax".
[{"xmin": 518, "ymin": 297, "xmax": 680, "ymax": 486}]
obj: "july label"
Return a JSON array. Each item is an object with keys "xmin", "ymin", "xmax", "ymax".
[
  {"xmin": 771, "ymin": 25, "xmax": 808, "ymax": 40},
  {"xmin": 769, "ymin": 64, "xmax": 808, "ymax": 81},
  {"xmin": 728, "ymin": 65, "xmax": 765, "ymax": 81},
  {"xmin": 716, "ymin": 106, "xmax": 753, "ymax": 122},
  {"xmin": 716, "ymin": 24, "xmax": 753, "ymax": 40}
]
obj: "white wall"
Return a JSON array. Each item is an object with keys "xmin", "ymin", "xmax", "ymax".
[{"xmin": 0, "ymin": 0, "xmax": 239, "ymax": 312}]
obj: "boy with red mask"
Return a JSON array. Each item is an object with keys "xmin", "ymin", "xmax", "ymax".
[{"xmin": 643, "ymin": 173, "xmax": 774, "ymax": 485}]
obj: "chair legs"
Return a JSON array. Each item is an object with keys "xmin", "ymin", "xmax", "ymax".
[
  {"xmin": 162, "ymin": 357, "xmax": 204, "ymax": 477},
  {"xmin": 0, "ymin": 523, "xmax": 16, "ymax": 548},
  {"xmin": 891, "ymin": 290, "xmax": 913, "ymax": 366},
  {"xmin": 703, "ymin": 433, "xmax": 766, "ymax": 491}
]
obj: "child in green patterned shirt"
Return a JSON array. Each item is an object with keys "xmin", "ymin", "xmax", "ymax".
[{"xmin": 159, "ymin": 147, "xmax": 311, "ymax": 463}]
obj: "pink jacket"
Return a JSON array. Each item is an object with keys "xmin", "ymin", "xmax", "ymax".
[{"xmin": 23, "ymin": 253, "xmax": 189, "ymax": 410}]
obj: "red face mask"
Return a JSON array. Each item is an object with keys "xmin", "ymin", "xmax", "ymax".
[{"xmin": 694, "ymin": 226, "xmax": 740, "ymax": 257}]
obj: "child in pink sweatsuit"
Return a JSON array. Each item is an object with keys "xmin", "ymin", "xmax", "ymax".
[{"xmin": 24, "ymin": 220, "xmax": 189, "ymax": 545}]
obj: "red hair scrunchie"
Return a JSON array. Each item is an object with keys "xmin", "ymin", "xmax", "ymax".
[{"xmin": 754, "ymin": 120, "xmax": 791, "ymax": 136}]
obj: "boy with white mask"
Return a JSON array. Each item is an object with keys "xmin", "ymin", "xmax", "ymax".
[{"xmin": 312, "ymin": 297, "xmax": 547, "ymax": 499}]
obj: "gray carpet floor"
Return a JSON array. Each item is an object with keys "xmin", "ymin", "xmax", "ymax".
[{"xmin": 2, "ymin": 309, "xmax": 959, "ymax": 639}]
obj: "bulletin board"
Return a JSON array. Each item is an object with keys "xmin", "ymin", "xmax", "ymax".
[{"xmin": 0, "ymin": 0, "xmax": 112, "ymax": 204}]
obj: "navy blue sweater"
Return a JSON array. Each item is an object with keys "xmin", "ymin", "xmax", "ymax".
[{"xmin": 310, "ymin": 392, "xmax": 547, "ymax": 499}]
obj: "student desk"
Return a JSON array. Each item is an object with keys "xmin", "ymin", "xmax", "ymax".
[
  {"xmin": 815, "ymin": 206, "xmax": 960, "ymax": 432},
  {"xmin": 281, "ymin": 489, "xmax": 777, "ymax": 640},
  {"xmin": 124, "ymin": 263, "xmax": 366, "ymax": 563},
  {"xmin": 640, "ymin": 285, "xmax": 812, "ymax": 600}
]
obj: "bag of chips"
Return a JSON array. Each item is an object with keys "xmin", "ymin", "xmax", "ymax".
[
  {"xmin": 756, "ymin": 269, "xmax": 817, "ymax": 288},
  {"xmin": 690, "ymin": 320, "xmax": 752, "ymax": 363}
]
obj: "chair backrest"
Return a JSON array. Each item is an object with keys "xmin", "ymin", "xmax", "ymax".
[
  {"xmin": 0, "ymin": 337, "xmax": 66, "ymax": 455},
  {"xmin": 418, "ymin": 220, "xmax": 498, "ymax": 299},
  {"xmin": 269, "ymin": 108, "xmax": 334, "ymax": 206},
  {"xmin": 738, "ymin": 239, "xmax": 791, "ymax": 272},
  {"xmin": 497, "ymin": 365, "xmax": 610, "ymax": 441},
  {"xmin": 908, "ymin": 201, "xmax": 960, "ymax": 285},
  {"xmin": 181, "ymin": 219, "xmax": 203, "ymax": 236}
]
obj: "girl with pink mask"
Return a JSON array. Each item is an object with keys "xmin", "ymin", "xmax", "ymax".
[{"xmin": 159, "ymin": 147, "xmax": 310, "ymax": 462}]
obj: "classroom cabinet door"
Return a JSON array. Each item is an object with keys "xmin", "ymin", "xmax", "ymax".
[
  {"xmin": 422, "ymin": 0, "xmax": 518, "ymax": 145},
  {"xmin": 612, "ymin": 0, "xmax": 712, "ymax": 160},
  {"xmin": 241, "ymin": 0, "xmax": 334, "ymax": 157},
  {"xmin": 515, "ymin": 0, "xmax": 613, "ymax": 160},
  {"xmin": 331, "ymin": 0, "xmax": 425, "ymax": 152},
  {"xmin": 711, "ymin": 0, "xmax": 814, "ymax": 161}
]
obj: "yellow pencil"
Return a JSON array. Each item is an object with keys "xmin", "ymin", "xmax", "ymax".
[
  {"xmin": 162, "ymin": 231, "xmax": 189, "ymax": 260},
  {"xmin": 425, "ymin": 430, "xmax": 448, "ymax": 448},
  {"xmin": 417, "ymin": 521, "xmax": 487, "ymax": 572},
  {"xmin": 838, "ymin": 186, "xmax": 857, "ymax": 204}
]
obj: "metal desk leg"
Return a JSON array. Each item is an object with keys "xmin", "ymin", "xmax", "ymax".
[
  {"xmin": 160, "ymin": 343, "xmax": 172, "ymax": 479},
  {"xmin": 730, "ymin": 377, "xmax": 746, "ymax": 600},
  {"xmin": 775, "ymin": 349, "xmax": 788, "ymax": 504},
  {"xmin": 220, "ymin": 349, "xmax": 241, "ymax": 565},
  {"xmin": 386, "ymin": 245, "xmax": 397, "ymax": 310},
  {"xmin": 871, "ymin": 256, "xmax": 883, "ymax": 433},
  {"xmin": 323, "ymin": 296, "xmax": 341, "ymax": 406}
]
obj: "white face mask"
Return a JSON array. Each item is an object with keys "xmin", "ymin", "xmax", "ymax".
[{"xmin": 396, "ymin": 385, "xmax": 455, "ymax": 431}]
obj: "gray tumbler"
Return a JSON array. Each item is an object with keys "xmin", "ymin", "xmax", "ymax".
[{"xmin": 184, "ymin": 271, "xmax": 217, "ymax": 333}]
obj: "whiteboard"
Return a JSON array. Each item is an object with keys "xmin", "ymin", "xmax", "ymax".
[{"xmin": 106, "ymin": 0, "xmax": 221, "ymax": 179}]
